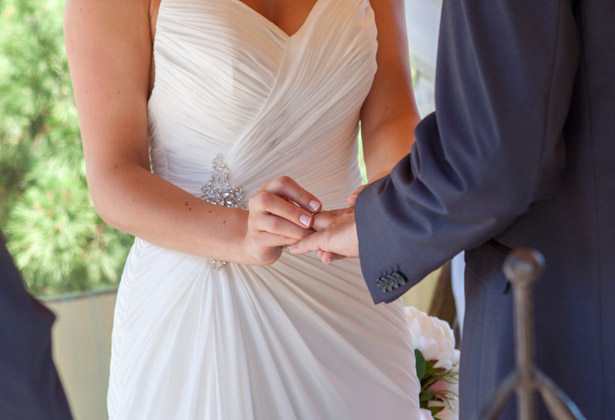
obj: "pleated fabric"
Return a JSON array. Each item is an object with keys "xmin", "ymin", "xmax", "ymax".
[{"xmin": 108, "ymin": 0, "xmax": 421, "ymax": 418}]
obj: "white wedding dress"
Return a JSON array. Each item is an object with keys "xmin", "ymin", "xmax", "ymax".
[{"xmin": 107, "ymin": 0, "xmax": 421, "ymax": 418}]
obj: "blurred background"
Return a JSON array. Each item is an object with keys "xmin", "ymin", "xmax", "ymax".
[
  {"xmin": 0, "ymin": 0, "xmax": 443, "ymax": 418},
  {"xmin": 0, "ymin": 0, "xmax": 134, "ymax": 296}
]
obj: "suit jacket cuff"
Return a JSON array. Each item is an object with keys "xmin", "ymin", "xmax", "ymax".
[{"xmin": 355, "ymin": 178, "xmax": 409, "ymax": 304}]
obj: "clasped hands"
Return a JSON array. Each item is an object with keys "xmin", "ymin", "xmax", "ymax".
[{"xmin": 244, "ymin": 176, "xmax": 360, "ymax": 265}]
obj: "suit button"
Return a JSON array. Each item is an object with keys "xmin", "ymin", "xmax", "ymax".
[
  {"xmin": 386, "ymin": 275, "xmax": 399, "ymax": 290},
  {"xmin": 384, "ymin": 274, "xmax": 395, "ymax": 292},
  {"xmin": 392, "ymin": 272, "xmax": 406, "ymax": 285}
]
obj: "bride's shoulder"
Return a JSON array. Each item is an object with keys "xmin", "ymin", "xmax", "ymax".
[
  {"xmin": 64, "ymin": 0, "xmax": 152, "ymax": 34},
  {"xmin": 366, "ymin": 0, "xmax": 407, "ymax": 40},
  {"xmin": 149, "ymin": 0, "xmax": 162, "ymax": 41},
  {"xmin": 64, "ymin": 0, "xmax": 154, "ymax": 62},
  {"xmin": 367, "ymin": 0, "xmax": 405, "ymax": 13}
]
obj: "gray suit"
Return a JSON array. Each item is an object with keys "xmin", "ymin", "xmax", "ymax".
[
  {"xmin": 356, "ymin": 0, "xmax": 614, "ymax": 418},
  {"xmin": 0, "ymin": 233, "xmax": 72, "ymax": 420}
]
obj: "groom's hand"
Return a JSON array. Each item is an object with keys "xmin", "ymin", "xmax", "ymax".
[
  {"xmin": 289, "ymin": 207, "xmax": 359, "ymax": 262},
  {"xmin": 306, "ymin": 183, "xmax": 367, "ymax": 263}
]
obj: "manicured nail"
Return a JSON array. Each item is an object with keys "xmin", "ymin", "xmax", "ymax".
[
  {"xmin": 309, "ymin": 200, "xmax": 320, "ymax": 212},
  {"xmin": 300, "ymin": 214, "xmax": 311, "ymax": 227}
]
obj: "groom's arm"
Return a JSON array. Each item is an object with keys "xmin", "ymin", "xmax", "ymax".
[
  {"xmin": 356, "ymin": 0, "xmax": 580, "ymax": 303},
  {"xmin": 0, "ymin": 234, "xmax": 73, "ymax": 419}
]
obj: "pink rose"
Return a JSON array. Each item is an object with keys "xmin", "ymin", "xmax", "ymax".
[{"xmin": 429, "ymin": 379, "xmax": 449, "ymax": 392}]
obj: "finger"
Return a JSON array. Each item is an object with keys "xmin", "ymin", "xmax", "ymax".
[
  {"xmin": 250, "ymin": 192, "xmax": 315, "ymax": 229},
  {"xmin": 256, "ymin": 231, "xmax": 304, "ymax": 248},
  {"xmin": 320, "ymin": 251, "xmax": 333, "ymax": 264},
  {"xmin": 347, "ymin": 184, "xmax": 366, "ymax": 207},
  {"xmin": 262, "ymin": 176, "xmax": 322, "ymax": 213},
  {"xmin": 256, "ymin": 214, "xmax": 314, "ymax": 240},
  {"xmin": 312, "ymin": 211, "xmax": 333, "ymax": 231},
  {"xmin": 312, "ymin": 209, "xmax": 347, "ymax": 231},
  {"xmin": 289, "ymin": 231, "xmax": 326, "ymax": 255},
  {"xmin": 320, "ymin": 251, "xmax": 344, "ymax": 263}
]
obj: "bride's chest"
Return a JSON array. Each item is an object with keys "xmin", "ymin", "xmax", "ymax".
[{"xmin": 148, "ymin": 0, "xmax": 377, "ymax": 141}]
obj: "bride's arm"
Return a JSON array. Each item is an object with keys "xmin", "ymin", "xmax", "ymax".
[
  {"xmin": 360, "ymin": 0, "xmax": 420, "ymax": 182},
  {"xmin": 307, "ymin": 0, "xmax": 417, "ymax": 262},
  {"xmin": 64, "ymin": 0, "xmax": 319, "ymax": 265}
]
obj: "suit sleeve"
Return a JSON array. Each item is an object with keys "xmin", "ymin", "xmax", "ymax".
[
  {"xmin": 0, "ymin": 233, "xmax": 73, "ymax": 420},
  {"xmin": 356, "ymin": 0, "xmax": 580, "ymax": 303}
]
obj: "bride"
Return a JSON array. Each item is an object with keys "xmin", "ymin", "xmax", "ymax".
[{"xmin": 64, "ymin": 0, "xmax": 422, "ymax": 418}]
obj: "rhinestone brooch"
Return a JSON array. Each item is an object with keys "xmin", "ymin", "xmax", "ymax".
[{"xmin": 200, "ymin": 155, "xmax": 246, "ymax": 271}]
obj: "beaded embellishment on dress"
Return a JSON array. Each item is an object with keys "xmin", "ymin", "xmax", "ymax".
[{"xmin": 200, "ymin": 155, "xmax": 246, "ymax": 270}]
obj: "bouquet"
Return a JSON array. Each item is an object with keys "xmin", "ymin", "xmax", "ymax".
[{"xmin": 405, "ymin": 306, "xmax": 460, "ymax": 420}]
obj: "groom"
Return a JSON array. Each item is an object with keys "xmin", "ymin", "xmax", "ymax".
[
  {"xmin": 291, "ymin": 0, "xmax": 615, "ymax": 418},
  {"xmin": 0, "ymin": 232, "xmax": 73, "ymax": 419}
]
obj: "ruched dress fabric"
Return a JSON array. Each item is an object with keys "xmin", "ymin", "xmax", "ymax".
[{"xmin": 107, "ymin": 0, "xmax": 421, "ymax": 419}]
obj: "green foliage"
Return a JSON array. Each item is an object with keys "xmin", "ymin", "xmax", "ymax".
[
  {"xmin": 415, "ymin": 348, "xmax": 427, "ymax": 380},
  {"xmin": 1, "ymin": 0, "xmax": 132, "ymax": 296},
  {"xmin": 415, "ymin": 349, "xmax": 459, "ymax": 419}
]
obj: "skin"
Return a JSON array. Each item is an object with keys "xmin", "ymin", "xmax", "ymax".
[
  {"xmin": 308, "ymin": 207, "xmax": 360, "ymax": 263},
  {"xmin": 293, "ymin": 0, "xmax": 418, "ymax": 263},
  {"xmin": 63, "ymin": 0, "xmax": 418, "ymax": 266}
]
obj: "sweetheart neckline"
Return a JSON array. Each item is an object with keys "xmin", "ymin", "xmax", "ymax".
[{"xmin": 225, "ymin": 0, "xmax": 324, "ymax": 39}]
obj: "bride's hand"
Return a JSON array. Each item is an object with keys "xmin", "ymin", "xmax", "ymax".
[{"xmin": 243, "ymin": 176, "xmax": 322, "ymax": 265}]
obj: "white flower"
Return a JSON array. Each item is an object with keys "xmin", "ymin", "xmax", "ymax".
[
  {"xmin": 406, "ymin": 306, "xmax": 460, "ymax": 420},
  {"xmin": 436, "ymin": 407, "xmax": 459, "ymax": 420},
  {"xmin": 419, "ymin": 408, "xmax": 435, "ymax": 420},
  {"xmin": 405, "ymin": 306, "xmax": 460, "ymax": 371}
]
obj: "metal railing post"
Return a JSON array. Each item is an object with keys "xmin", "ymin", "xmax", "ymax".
[{"xmin": 472, "ymin": 249, "xmax": 586, "ymax": 420}]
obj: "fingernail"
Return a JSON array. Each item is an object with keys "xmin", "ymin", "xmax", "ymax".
[
  {"xmin": 324, "ymin": 257, "xmax": 330, "ymax": 264},
  {"xmin": 289, "ymin": 244, "xmax": 296, "ymax": 252},
  {"xmin": 300, "ymin": 214, "xmax": 311, "ymax": 227},
  {"xmin": 309, "ymin": 200, "xmax": 320, "ymax": 212}
]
